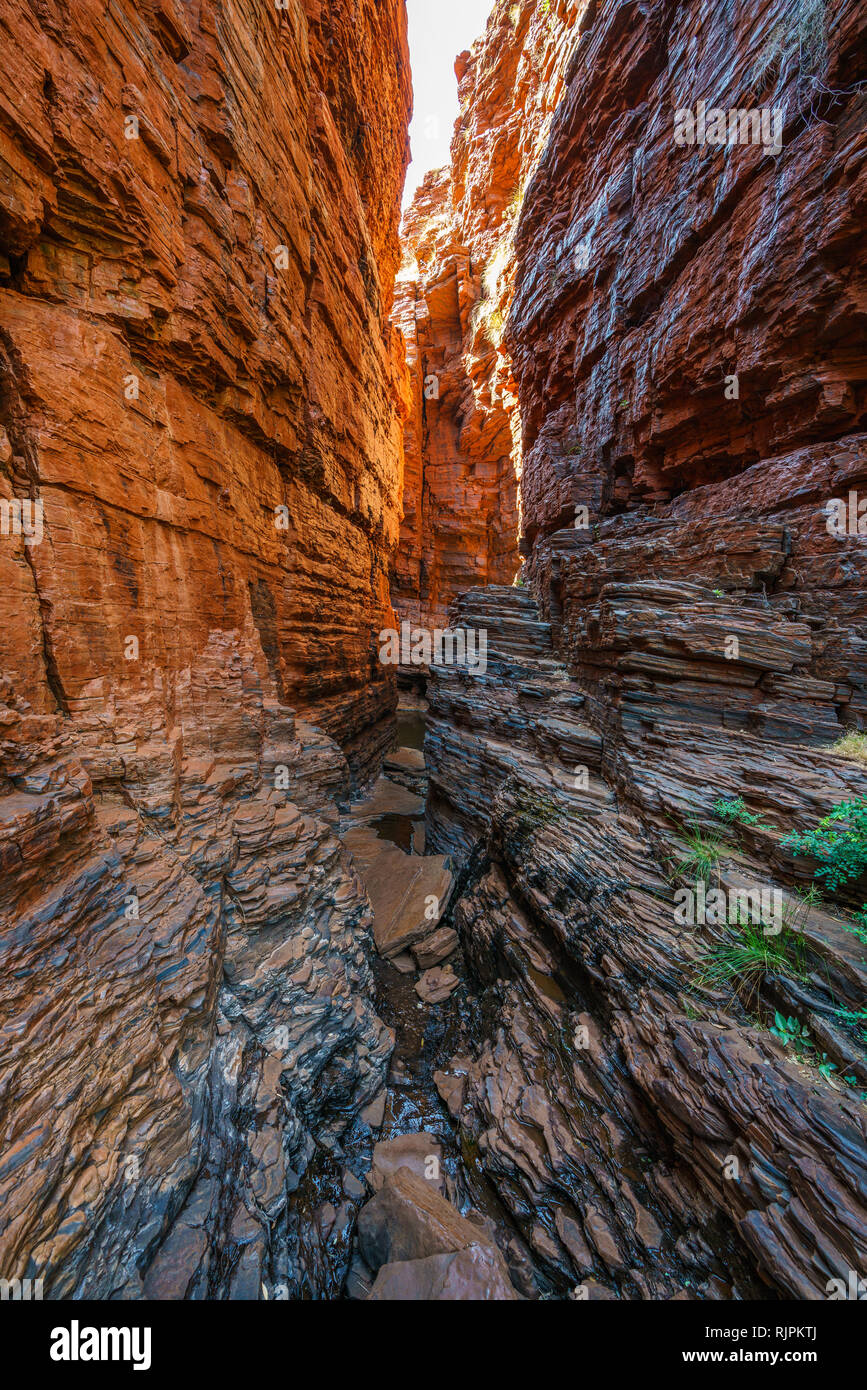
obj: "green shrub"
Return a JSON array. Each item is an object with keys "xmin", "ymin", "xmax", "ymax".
[
  {"xmin": 771, "ymin": 1012, "xmax": 813, "ymax": 1051},
  {"xmin": 844, "ymin": 905, "xmax": 867, "ymax": 946},
  {"xmin": 713, "ymin": 795, "xmax": 767, "ymax": 828},
  {"xmin": 781, "ymin": 799, "xmax": 867, "ymax": 890}
]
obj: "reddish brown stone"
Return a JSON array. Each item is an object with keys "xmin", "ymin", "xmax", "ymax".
[
  {"xmin": 0, "ymin": 0, "xmax": 410, "ymax": 1298},
  {"xmin": 391, "ymin": 0, "xmax": 578, "ymax": 628}
]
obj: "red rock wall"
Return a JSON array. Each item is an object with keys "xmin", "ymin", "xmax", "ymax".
[
  {"xmin": 421, "ymin": 0, "xmax": 867, "ymax": 1299},
  {"xmin": 0, "ymin": 0, "xmax": 410, "ymax": 777},
  {"xmin": 0, "ymin": 0, "xmax": 409, "ymax": 1296},
  {"xmin": 509, "ymin": 0, "xmax": 867, "ymax": 778},
  {"xmin": 511, "ymin": 0, "xmax": 866, "ymax": 559},
  {"xmin": 392, "ymin": 0, "xmax": 577, "ymax": 629}
]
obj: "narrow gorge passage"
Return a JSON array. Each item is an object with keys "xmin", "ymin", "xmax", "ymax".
[
  {"xmin": 0, "ymin": 0, "xmax": 866, "ymax": 1341},
  {"xmin": 339, "ymin": 598, "xmax": 774, "ymax": 1301}
]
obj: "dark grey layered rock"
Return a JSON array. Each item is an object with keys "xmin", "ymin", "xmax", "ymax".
[{"xmin": 426, "ymin": 585, "xmax": 867, "ymax": 1299}]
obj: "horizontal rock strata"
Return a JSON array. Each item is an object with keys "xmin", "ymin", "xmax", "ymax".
[
  {"xmin": 0, "ymin": 0, "xmax": 411, "ymax": 1297},
  {"xmin": 391, "ymin": 0, "xmax": 578, "ymax": 629},
  {"xmin": 427, "ymin": 586, "xmax": 867, "ymax": 1297},
  {"xmin": 416, "ymin": 0, "xmax": 867, "ymax": 1302}
]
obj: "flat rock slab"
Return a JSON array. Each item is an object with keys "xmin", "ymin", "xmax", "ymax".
[
  {"xmin": 342, "ymin": 825, "xmax": 452, "ymax": 957},
  {"xmin": 412, "ymin": 925, "xmax": 458, "ymax": 970},
  {"xmin": 383, "ymin": 747, "xmax": 428, "ymax": 794},
  {"xmin": 415, "ymin": 963, "xmax": 459, "ymax": 1003},
  {"xmin": 367, "ymin": 1135, "xmax": 445, "ymax": 1193},
  {"xmin": 347, "ymin": 776, "xmax": 423, "ymax": 822},
  {"xmin": 368, "ymin": 1245, "xmax": 520, "ymax": 1300},
  {"xmin": 359, "ymin": 1090, "xmax": 386, "ymax": 1130},
  {"xmin": 357, "ymin": 1167, "xmax": 516, "ymax": 1289},
  {"xmin": 384, "ymin": 747, "xmax": 426, "ymax": 774},
  {"xmin": 433, "ymin": 1068, "xmax": 467, "ymax": 1119},
  {"xmin": 388, "ymin": 951, "xmax": 416, "ymax": 974}
]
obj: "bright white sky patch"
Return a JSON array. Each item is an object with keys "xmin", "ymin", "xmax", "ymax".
[{"xmin": 404, "ymin": 0, "xmax": 495, "ymax": 209}]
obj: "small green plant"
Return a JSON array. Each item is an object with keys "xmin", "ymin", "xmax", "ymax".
[
  {"xmin": 769, "ymin": 1015, "xmax": 842, "ymax": 1085},
  {"xmin": 770, "ymin": 1012, "xmax": 813, "ymax": 1050},
  {"xmin": 795, "ymin": 883, "xmax": 823, "ymax": 907},
  {"xmin": 677, "ymin": 823, "xmax": 729, "ymax": 886},
  {"xmin": 830, "ymin": 731, "xmax": 867, "ymax": 767},
  {"xmin": 713, "ymin": 795, "xmax": 767, "ymax": 828},
  {"xmin": 843, "ymin": 905, "xmax": 867, "ymax": 946},
  {"xmin": 781, "ymin": 798, "xmax": 867, "ymax": 890}
]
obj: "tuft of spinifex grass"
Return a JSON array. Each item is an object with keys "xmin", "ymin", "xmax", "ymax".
[
  {"xmin": 830, "ymin": 731, "xmax": 867, "ymax": 768},
  {"xmin": 697, "ymin": 915, "xmax": 809, "ymax": 1002},
  {"xmin": 677, "ymin": 823, "xmax": 731, "ymax": 887}
]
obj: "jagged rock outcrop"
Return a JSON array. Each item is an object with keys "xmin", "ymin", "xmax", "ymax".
[
  {"xmin": 0, "ymin": 0, "xmax": 410, "ymax": 1297},
  {"xmin": 428, "ymin": 588, "xmax": 867, "ymax": 1298},
  {"xmin": 3, "ymin": 0, "xmax": 865, "ymax": 1306},
  {"xmin": 356, "ymin": 1165, "xmax": 520, "ymax": 1300},
  {"xmin": 392, "ymin": 0, "xmax": 577, "ymax": 629},
  {"xmin": 421, "ymin": 0, "xmax": 867, "ymax": 1299}
]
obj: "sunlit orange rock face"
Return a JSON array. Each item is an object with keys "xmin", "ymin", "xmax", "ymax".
[
  {"xmin": 510, "ymin": 0, "xmax": 867, "ymax": 562},
  {"xmin": 0, "ymin": 0, "xmax": 409, "ymax": 1296},
  {"xmin": 508, "ymin": 0, "xmax": 867, "ymax": 725},
  {"xmin": 392, "ymin": 0, "xmax": 577, "ymax": 629},
  {"xmin": 0, "ymin": 0, "xmax": 410, "ymax": 778}
]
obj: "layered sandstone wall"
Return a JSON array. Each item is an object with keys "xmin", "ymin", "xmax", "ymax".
[
  {"xmin": 0, "ymin": 0, "xmax": 409, "ymax": 1296},
  {"xmin": 424, "ymin": 0, "xmax": 867, "ymax": 1297},
  {"xmin": 392, "ymin": 0, "xmax": 578, "ymax": 629},
  {"xmin": 427, "ymin": 588, "xmax": 867, "ymax": 1297},
  {"xmin": 511, "ymin": 0, "xmax": 866, "ymax": 559},
  {"xmin": 0, "ymin": 0, "xmax": 411, "ymax": 776}
]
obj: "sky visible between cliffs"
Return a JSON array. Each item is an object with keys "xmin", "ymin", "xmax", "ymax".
[{"xmin": 404, "ymin": 0, "xmax": 495, "ymax": 208}]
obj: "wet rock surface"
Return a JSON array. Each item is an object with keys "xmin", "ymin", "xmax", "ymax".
[
  {"xmin": 3, "ymin": 0, "xmax": 866, "ymax": 1307},
  {"xmin": 359, "ymin": 1168, "xmax": 520, "ymax": 1300},
  {"xmin": 387, "ymin": 0, "xmax": 867, "ymax": 1302},
  {"xmin": 341, "ymin": 773, "xmax": 453, "ymax": 959},
  {"xmin": 383, "ymin": 746, "xmax": 429, "ymax": 796}
]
